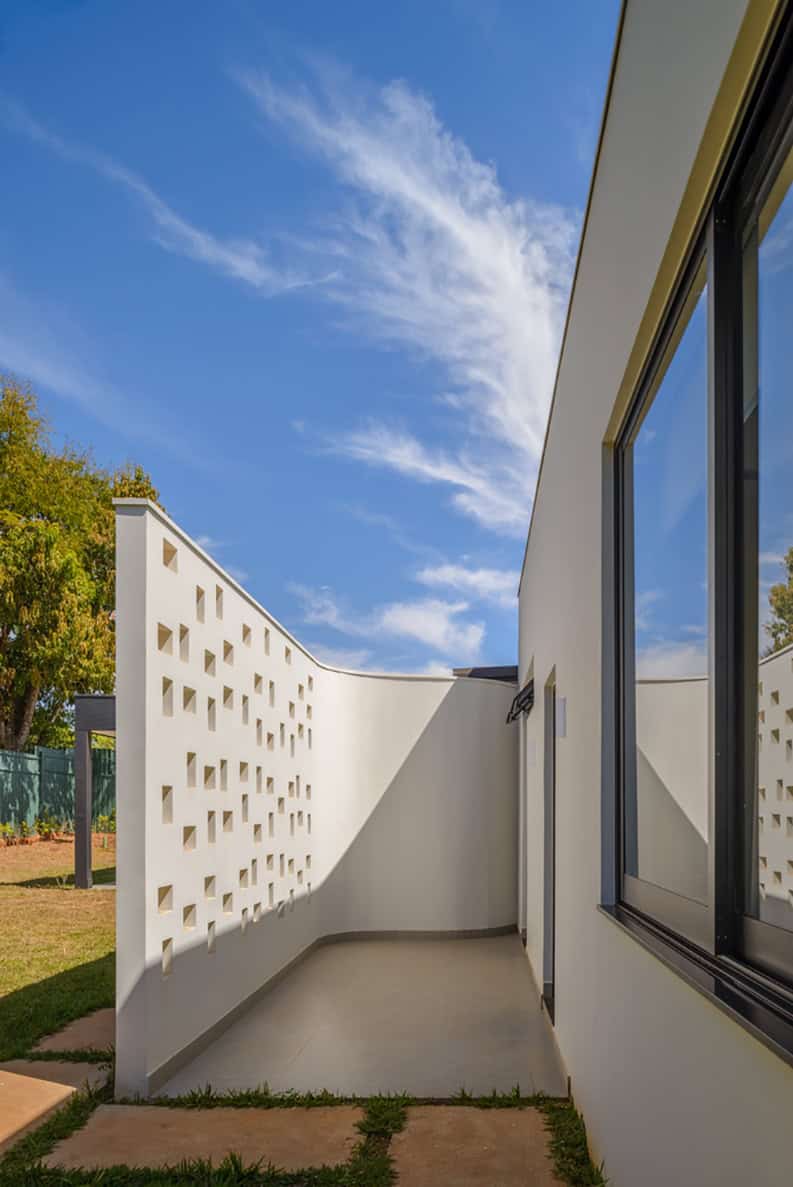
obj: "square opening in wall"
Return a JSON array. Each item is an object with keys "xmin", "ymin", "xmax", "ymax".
[
  {"xmin": 306, "ymin": 855, "xmax": 311, "ymax": 869},
  {"xmin": 240, "ymin": 761, "xmax": 249, "ymax": 782},
  {"xmin": 183, "ymin": 825, "xmax": 197, "ymax": 851},
  {"xmin": 279, "ymin": 854, "xmax": 285, "ymax": 876},
  {"xmin": 183, "ymin": 686, "xmax": 196, "ymax": 714},
  {"xmin": 207, "ymin": 920, "xmax": 216, "ymax": 954},
  {"xmin": 224, "ymin": 640, "xmax": 234, "ymax": 665},
  {"xmin": 288, "ymin": 857, "xmax": 294, "ymax": 873},
  {"xmin": 290, "ymin": 814, "xmax": 295, "ymax": 836},
  {"xmin": 269, "ymin": 681, "xmax": 275, "ymax": 707},
  {"xmin": 268, "ymin": 883, "xmax": 274, "ymax": 907},
  {"xmin": 256, "ymin": 719, "xmax": 263, "ymax": 745},
  {"xmin": 223, "ymin": 892, "xmax": 233, "ymax": 914},
  {"xmin": 162, "ymin": 785, "xmax": 173, "ymax": 824},
  {"xmin": 179, "ymin": 625, "xmax": 190, "ymax": 662},
  {"xmin": 306, "ymin": 784, "xmax": 311, "ymax": 800},
  {"xmin": 288, "ymin": 781, "xmax": 295, "ymax": 798},
  {"xmin": 183, "ymin": 904, "xmax": 197, "ymax": 929},
  {"xmin": 298, "ymin": 870, "xmax": 304, "ymax": 885},
  {"xmin": 307, "ymin": 814, "xmax": 312, "ymax": 835},
  {"xmin": 253, "ymin": 902, "xmax": 261, "ymax": 923},
  {"xmin": 203, "ymin": 765, "xmax": 216, "ymax": 790},
  {"xmin": 278, "ymin": 797, "xmax": 285, "ymax": 814},
  {"xmin": 242, "ymin": 794, "xmax": 249, "ymax": 823},
  {"xmin": 253, "ymin": 823, "xmax": 262, "ymax": 843},
  {"xmin": 290, "ymin": 735, "xmax": 295, "ymax": 757},
  {"xmin": 223, "ymin": 810, "xmax": 233, "ymax": 833},
  {"xmin": 242, "ymin": 907, "xmax": 249, "ymax": 933},
  {"xmin": 162, "ymin": 677, "xmax": 174, "ymax": 717},
  {"xmin": 157, "ymin": 885, "xmax": 173, "ymax": 913},
  {"xmin": 256, "ymin": 766, "xmax": 262, "ymax": 793},
  {"xmin": 162, "ymin": 938, "xmax": 173, "ymax": 977},
  {"xmin": 298, "ymin": 724, "xmax": 304, "ymax": 740},
  {"xmin": 285, "ymin": 646, "xmax": 292, "ymax": 665},
  {"xmin": 158, "ymin": 623, "xmax": 174, "ymax": 654},
  {"xmin": 223, "ymin": 686, "xmax": 234, "ymax": 710},
  {"xmin": 267, "ymin": 732, "xmax": 274, "ymax": 751},
  {"xmin": 242, "ymin": 695, "xmax": 249, "ymax": 725},
  {"xmin": 205, "ymin": 875, "xmax": 216, "ymax": 898},
  {"xmin": 266, "ymin": 853, "xmax": 274, "ymax": 870},
  {"xmin": 220, "ymin": 759, "xmax": 228, "ymax": 791},
  {"xmin": 266, "ymin": 776, "xmax": 274, "ymax": 794},
  {"xmin": 308, "ymin": 729, "xmax": 312, "ymax": 749},
  {"xmin": 289, "ymin": 702, "xmax": 295, "ymax": 719},
  {"xmin": 196, "ymin": 586, "xmax": 205, "ymax": 623},
  {"xmin": 254, "ymin": 673, "xmax": 263, "ymax": 694},
  {"xmin": 204, "ymin": 649, "xmax": 216, "ymax": 676},
  {"xmin": 308, "ymin": 675, "xmax": 313, "ymax": 692},
  {"xmin": 298, "ymin": 811, "xmax": 303, "ymax": 826},
  {"xmin": 280, "ymin": 724, "xmax": 285, "ymax": 747},
  {"xmin": 215, "ymin": 585, "xmax": 224, "ymax": 619},
  {"xmin": 295, "ymin": 776, "xmax": 301, "ymax": 797},
  {"xmin": 162, "ymin": 539, "xmax": 178, "ymax": 572},
  {"xmin": 186, "ymin": 752, "xmax": 197, "ymax": 788},
  {"xmin": 239, "ymin": 867, "xmax": 249, "ymax": 888},
  {"xmin": 268, "ymin": 812, "xmax": 274, "ymax": 837},
  {"xmin": 298, "ymin": 684, "xmax": 304, "ymax": 700},
  {"xmin": 242, "ymin": 623, "xmax": 252, "ymax": 646},
  {"xmin": 208, "ymin": 697, "xmax": 216, "ymax": 731},
  {"xmin": 208, "ymin": 811, "xmax": 216, "ymax": 843},
  {"xmin": 264, "ymin": 627, "xmax": 270, "ymax": 656},
  {"xmin": 251, "ymin": 859, "xmax": 258, "ymax": 885},
  {"xmin": 307, "ymin": 705, "xmax": 312, "ymax": 720}
]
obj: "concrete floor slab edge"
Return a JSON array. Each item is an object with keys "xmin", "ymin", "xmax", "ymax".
[{"xmin": 143, "ymin": 925, "xmax": 518, "ymax": 1096}]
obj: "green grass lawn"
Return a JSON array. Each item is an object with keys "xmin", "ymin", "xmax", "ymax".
[{"xmin": 0, "ymin": 838, "xmax": 115, "ymax": 1059}]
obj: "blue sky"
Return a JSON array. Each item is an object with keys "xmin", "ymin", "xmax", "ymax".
[{"xmin": 0, "ymin": 0, "xmax": 619, "ymax": 673}]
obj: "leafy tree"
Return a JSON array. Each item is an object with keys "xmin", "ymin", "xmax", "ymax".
[
  {"xmin": 0, "ymin": 378, "xmax": 161, "ymax": 750},
  {"xmin": 765, "ymin": 546, "xmax": 793, "ymax": 655}
]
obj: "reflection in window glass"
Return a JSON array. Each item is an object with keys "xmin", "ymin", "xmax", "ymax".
[
  {"xmin": 624, "ymin": 264, "xmax": 709, "ymax": 903},
  {"xmin": 743, "ymin": 147, "xmax": 793, "ymax": 931}
]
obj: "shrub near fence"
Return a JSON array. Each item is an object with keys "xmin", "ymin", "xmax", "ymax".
[{"xmin": 0, "ymin": 747, "xmax": 115, "ymax": 828}]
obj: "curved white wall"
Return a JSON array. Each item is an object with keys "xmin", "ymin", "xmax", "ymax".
[{"xmin": 114, "ymin": 500, "xmax": 517, "ymax": 1096}]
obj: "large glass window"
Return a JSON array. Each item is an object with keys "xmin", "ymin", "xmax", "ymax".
[
  {"xmin": 741, "ymin": 142, "xmax": 793, "ymax": 976},
  {"xmin": 619, "ymin": 262, "xmax": 710, "ymax": 942},
  {"xmin": 610, "ymin": 14, "xmax": 793, "ymax": 1048}
]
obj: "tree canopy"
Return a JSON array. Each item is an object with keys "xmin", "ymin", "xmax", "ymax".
[
  {"xmin": 0, "ymin": 378, "xmax": 160, "ymax": 750},
  {"xmin": 766, "ymin": 546, "xmax": 793, "ymax": 656}
]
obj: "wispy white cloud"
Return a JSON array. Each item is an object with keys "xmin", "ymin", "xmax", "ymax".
[
  {"xmin": 225, "ymin": 564, "xmax": 250, "ymax": 584},
  {"xmin": 0, "ymin": 273, "xmax": 212, "ymax": 469},
  {"xmin": 635, "ymin": 588, "xmax": 663, "ymax": 634},
  {"xmin": 637, "ymin": 640, "xmax": 707, "ymax": 680},
  {"xmin": 291, "ymin": 582, "xmax": 484, "ymax": 662},
  {"xmin": 238, "ymin": 65, "xmax": 577, "ymax": 534},
  {"xmin": 415, "ymin": 562, "xmax": 517, "ymax": 609},
  {"xmin": 305, "ymin": 642, "xmax": 373, "ymax": 669},
  {"xmin": 1, "ymin": 99, "xmax": 328, "ymax": 296}
]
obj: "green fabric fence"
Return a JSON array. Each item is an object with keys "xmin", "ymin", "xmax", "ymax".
[{"xmin": 0, "ymin": 747, "xmax": 115, "ymax": 828}]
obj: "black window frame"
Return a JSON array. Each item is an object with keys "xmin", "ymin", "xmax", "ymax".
[{"xmin": 605, "ymin": 5, "xmax": 793, "ymax": 1065}]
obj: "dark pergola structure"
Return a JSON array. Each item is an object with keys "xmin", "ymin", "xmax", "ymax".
[{"xmin": 74, "ymin": 694, "xmax": 116, "ymax": 889}]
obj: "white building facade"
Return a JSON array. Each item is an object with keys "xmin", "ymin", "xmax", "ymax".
[{"xmin": 517, "ymin": 1, "xmax": 793, "ymax": 1183}]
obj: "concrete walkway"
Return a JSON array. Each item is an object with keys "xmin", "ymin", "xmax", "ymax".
[
  {"xmin": 0, "ymin": 1009, "xmax": 113, "ymax": 1153},
  {"xmin": 161, "ymin": 934, "xmax": 566, "ymax": 1097},
  {"xmin": 43, "ymin": 1103, "xmax": 564, "ymax": 1184}
]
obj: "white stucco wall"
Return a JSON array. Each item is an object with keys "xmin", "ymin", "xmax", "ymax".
[
  {"xmin": 114, "ymin": 499, "xmax": 517, "ymax": 1096},
  {"xmin": 518, "ymin": 1, "xmax": 793, "ymax": 1184}
]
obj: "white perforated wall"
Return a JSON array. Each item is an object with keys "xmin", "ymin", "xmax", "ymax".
[{"xmin": 114, "ymin": 500, "xmax": 517, "ymax": 1096}]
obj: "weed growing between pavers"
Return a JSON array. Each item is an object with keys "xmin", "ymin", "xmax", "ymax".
[{"xmin": 0, "ymin": 1085, "xmax": 606, "ymax": 1186}]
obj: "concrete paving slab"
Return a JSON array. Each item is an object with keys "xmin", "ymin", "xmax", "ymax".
[
  {"xmin": 0, "ymin": 1062, "xmax": 108, "ymax": 1154},
  {"xmin": 44, "ymin": 1104, "xmax": 363, "ymax": 1170},
  {"xmin": 391, "ymin": 1105, "xmax": 564, "ymax": 1187},
  {"xmin": 161, "ymin": 935, "xmax": 566, "ymax": 1097},
  {"xmin": 35, "ymin": 1007, "xmax": 115, "ymax": 1053}
]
